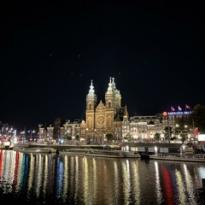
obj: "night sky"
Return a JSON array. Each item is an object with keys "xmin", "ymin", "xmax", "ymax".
[{"xmin": 0, "ymin": 2, "xmax": 204, "ymax": 129}]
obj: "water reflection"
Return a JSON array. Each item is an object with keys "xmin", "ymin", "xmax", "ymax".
[
  {"xmin": 28, "ymin": 154, "xmax": 34, "ymax": 193},
  {"xmin": 183, "ymin": 164, "xmax": 197, "ymax": 205},
  {"xmin": 122, "ymin": 160, "xmax": 131, "ymax": 205},
  {"xmin": 176, "ymin": 169, "xmax": 186, "ymax": 204},
  {"xmin": 43, "ymin": 155, "xmax": 48, "ymax": 198},
  {"xmin": 0, "ymin": 150, "xmax": 205, "ymax": 205},
  {"xmin": 56, "ymin": 156, "xmax": 64, "ymax": 199},
  {"xmin": 63, "ymin": 155, "xmax": 68, "ymax": 201},
  {"xmin": 154, "ymin": 161, "xmax": 162, "ymax": 204}
]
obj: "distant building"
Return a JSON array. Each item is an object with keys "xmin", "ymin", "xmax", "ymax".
[
  {"xmin": 122, "ymin": 106, "xmax": 130, "ymax": 138},
  {"xmin": 37, "ymin": 80, "xmax": 194, "ymax": 143},
  {"xmin": 123, "ymin": 115, "xmax": 163, "ymax": 140},
  {"xmin": 38, "ymin": 120, "xmax": 81, "ymax": 143},
  {"xmin": 38, "ymin": 124, "xmax": 47, "ymax": 141},
  {"xmin": 162, "ymin": 108, "xmax": 192, "ymax": 128},
  {"xmin": 64, "ymin": 120, "xmax": 80, "ymax": 140},
  {"xmin": 0, "ymin": 123, "xmax": 9, "ymax": 135},
  {"xmin": 80, "ymin": 77, "xmax": 126, "ymax": 143},
  {"xmin": 47, "ymin": 125, "xmax": 54, "ymax": 140}
]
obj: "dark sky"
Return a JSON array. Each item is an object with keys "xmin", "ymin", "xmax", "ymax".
[{"xmin": 0, "ymin": 2, "xmax": 204, "ymax": 129}]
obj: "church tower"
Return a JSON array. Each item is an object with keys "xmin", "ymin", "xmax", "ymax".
[
  {"xmin": 105, "ymin": 77, "xmax": 114, "ymax": 108},
  {"xmin": 112, "ymin": 77, "xmax": 122, "ymax": 110},
  {"xmin": 86, "ymin": 80, "xmax": 97, "ymax": 130},
  {"xmin": 123, "ymin": 105, "xmax": 129, "ymax": 120},
  {"xmin": 105, "ymin": 77, "xmax": 115, "ymax": 130},
  {"xmin": 82, "ymin": 77, "xmax": 125, "ymax": 142},
  {"xmin": 122, "ymin": 105, "xmax": 130, "ymax": 138}
]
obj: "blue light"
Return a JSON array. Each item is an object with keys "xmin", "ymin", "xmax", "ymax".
[{"xmin": 168, "ymin": 111, "xmax": 192, "ymax": 116}]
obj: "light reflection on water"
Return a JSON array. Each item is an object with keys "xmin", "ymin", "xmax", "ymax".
[
  {"xmin": 0, "ymin": 150, "xmax": 205, "ymax": 205},
  {"xmin": 155, "ymin": 161, "xmax": 162, "ymax": 204}
]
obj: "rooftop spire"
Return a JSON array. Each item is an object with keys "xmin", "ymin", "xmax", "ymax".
[
  {"xmin": 107, "ymin": 77, "xmax": 113, "ymax": 93},
  {"xmin": 112, "ymin": 77, "xmax": 116, "ymax": 90},
  {"xmin": 124, "ymin": 105, "xmax": 129, "ymax": 118},
  {"xmin": 88, "ymin": 80, "xmax": 95, "ymax": 96}
]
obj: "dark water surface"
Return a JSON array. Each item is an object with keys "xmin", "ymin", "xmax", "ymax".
[{"xmin": 0, "ymin": 150, "xmax": 205, "ymax": 205}]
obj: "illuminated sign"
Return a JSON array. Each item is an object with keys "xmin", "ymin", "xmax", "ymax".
[
  {"xmin": 198, "ymin": 167, "xmax": 205, "ymax": 178},
  {"xmin": 198, "ymin": 134, "xmax": 205, "ymax": 142},
  {"xmin": 168, "ymin": 111, "xmax": 192, "ymax": 116}
]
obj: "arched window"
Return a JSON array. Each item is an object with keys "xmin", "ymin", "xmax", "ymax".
[{"xmin": 89, "ymin": 104, "xmax": 92, "ymax": 110}]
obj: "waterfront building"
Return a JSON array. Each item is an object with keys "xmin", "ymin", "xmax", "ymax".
[
  {"xmin": 37, "ymin": 80, "xmax": 193, "ymax": 144},
  {"xmin": 38, "ymin": 124, "xmax": 47, "ymax": 141},
  {"xmin": 0, "ymin": 122, "xmax": 9, "ymax": 135},
  {"xmin": 38, "ymin": 120, "xmax": 81, "ymax": 143},
  {"xmin": 124, "ymin": 115, "xmax": 163, "ymax": 141},
  {"xmin": 80, "ymin": 77, "xmax": 126, "ymax": 143},
  {"xmin": 64, "ymin": 120, "xmax": 81, "ymax": 141},
  {"xmin": 162, "ymin": 108, "xmax": 192, "ymax": 129},
  {"xmin": 47, "ymin": 125, "xmax": 54, "ymax": 141},
  {"xmin": 38, "ymin": 124, "xmax": 56, "ymax": 142},
  {"xmin": 122, "ymin": 106, "xmax": 130, "ymax": 139}
]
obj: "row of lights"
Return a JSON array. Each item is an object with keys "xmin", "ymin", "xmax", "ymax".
[{"xmin": 175, "ymin": 124, "xmax": 188, "ymax": 129}]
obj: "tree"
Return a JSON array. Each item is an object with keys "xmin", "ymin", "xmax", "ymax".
[
  {"xmin": 66, "ymin": 135, "xmax": 72, "ymax": 141},
  {"xmin": 106, "ymin": 133, "xmax": 114, "ymax": 141},
  {"xmin": 123, "ymin": 134, "xmax": 132, "ymax": 142},
  {"xmin": 175, "ymin": 126, "xmax": 181, "ymax": 135},
  {"xmin": 154, "ymin": 133, "xmax": 161, "ymax": 141},
  {"xmin": 76, "ymin": 135, "xmax": 80, "ymax": 141},
  {"xmin": 180, "ymin": 132, "xmax": 187, "ymax": 143},
  {"xmin": 164, "ymin": 126, "xmax": 173, "ymax": 142},
  {"xmin": 192, "ymin": 104, "xmax": 205, "ymax": 133},
  {"xmin": 170, "ymin": 136, "xmax": 177, "ymax": 141}
]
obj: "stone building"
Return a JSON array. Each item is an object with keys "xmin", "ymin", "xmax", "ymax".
[
  {"xmin": 64, "ymin": 120, "xmax": 81, "ymax": 140},
  {"xmin": 38, "ymin": 120, "xmax": 81, "ymax": 143},
  {"xmin": 122, "ymin": 115, "xmax": 164, "ymax": 141},
  {"xmin": 80, "ymin": 77, "xmax": 126, "ymax": 143}
]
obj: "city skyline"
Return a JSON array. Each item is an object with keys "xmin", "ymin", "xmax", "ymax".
[
  {"xmin": 0, "ymin": 75, "xmax": 197, "ymax": 130},
  {"xmin": 1, "ymin": 2, "xmax": 204, "ymax": 128},
  {"xmin": 1, "ymin": 2, "xmax": 205, "ymax": 205}
]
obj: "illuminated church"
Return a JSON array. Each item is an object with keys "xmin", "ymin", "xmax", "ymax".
[{"xmin": 80, "ymin": 77, "xmax": 127, "ymax": 143}]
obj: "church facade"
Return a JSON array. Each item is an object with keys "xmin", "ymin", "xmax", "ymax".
[
  {"xmin": 80, "ymin": 77, "xmax": 127, "ymax": 143},
  {"xmin": 38, "ymin": 77, "xmax": 175, "ymax": 144}
]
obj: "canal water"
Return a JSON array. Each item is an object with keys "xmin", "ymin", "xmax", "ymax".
[{"xmin": 0, "ymin": 150, "xmax": 205, "ymax": 205}]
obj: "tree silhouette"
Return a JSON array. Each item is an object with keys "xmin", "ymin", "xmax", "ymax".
[
  {"xmin": 192, "ymin": 104, "xmax": 205, "ymax": 132},
  {"xmin": 106, "ymin": 133, "xmax": 114, "ymax": 141},
  {"xmin": 154, "ymin": 133, "xmax": 160, "ymax": 141}
]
